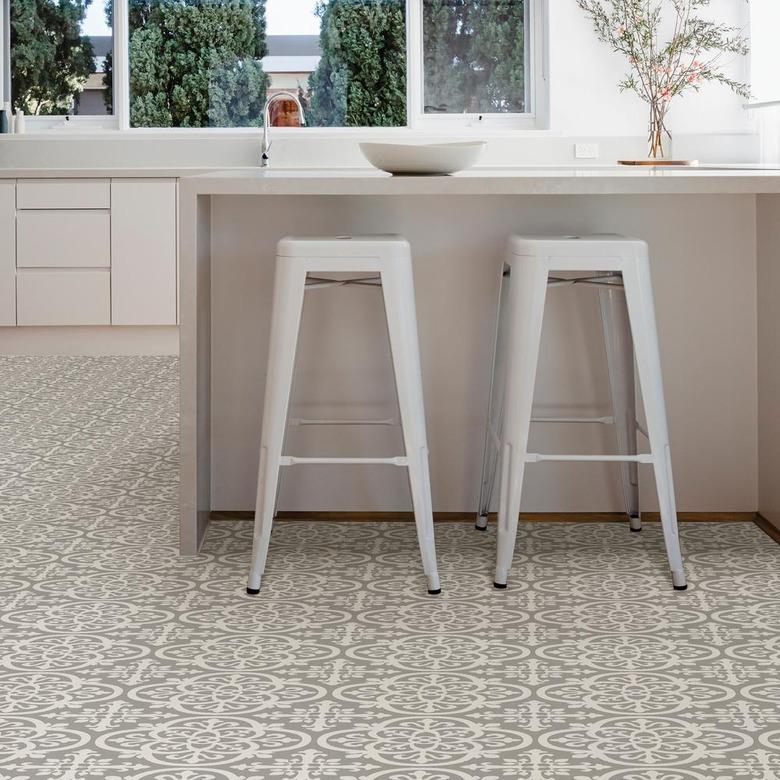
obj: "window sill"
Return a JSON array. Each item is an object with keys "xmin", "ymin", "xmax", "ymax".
[{"xmin": 5, "ymin": 125, "xmax": 559, "ymax": 141}]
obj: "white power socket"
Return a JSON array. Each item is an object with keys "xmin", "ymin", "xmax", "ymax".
[{"xmin": 574, "ymin": 143, "xmax": 599, "ymax": 159}]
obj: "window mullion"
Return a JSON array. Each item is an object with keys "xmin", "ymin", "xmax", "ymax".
[
  {"xmin": 2, "ymin": 0, "xmax": 10, "ymax": 104},
  {"xmin": 407, "ymin": 0, "xmax": 423, "ymax": 130},
  {"xmin": 114, "ymin": 0, "xmax": 130, "ymax": 129}
]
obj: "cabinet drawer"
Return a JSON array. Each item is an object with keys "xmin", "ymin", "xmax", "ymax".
[
  {"xmin": 17, "ymin": 270, "xmax": 111, "ymax": 326},
  {"xmin": 17, "ymin": 210, "xmax": 110, "ymax": 268},
  {"xmin": 17, "ymin": 179, "xmax": 110, "ymax": 210}
]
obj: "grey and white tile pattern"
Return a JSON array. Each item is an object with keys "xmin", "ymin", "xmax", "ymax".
[{"xmin": 1, "ymin": 356, "xmax": 780, "ymax": 779}]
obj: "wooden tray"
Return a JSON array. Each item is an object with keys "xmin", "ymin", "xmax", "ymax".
[{"xmin": 618, "ymin": 159, "xmax": 698, "ymax": 166}]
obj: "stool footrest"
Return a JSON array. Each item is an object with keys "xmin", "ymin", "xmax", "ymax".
[
  {"xmin": 279, "ymin": 455, "xmax": 409, "ymax": 467},
  {"xmin": 526, "ymin": 453, "xmax": 655, "ymax": 463},
  {"xmin": 488, "ymin": 416, "xmax": 617, "ymax": 451},
  {"xmin": 290, "ymin": 417, "xmax": 397, "ymax": 426},
  {"xmin": 532, "ymin": 415, "xmax": 615, "ymax": 425}
]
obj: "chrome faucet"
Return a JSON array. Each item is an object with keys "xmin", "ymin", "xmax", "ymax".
[{"xmin": 261, "ymin": 91, "xmax": 307, "ymax": 167}]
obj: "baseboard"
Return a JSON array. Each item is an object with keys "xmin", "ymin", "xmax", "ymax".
[
  {"xmin": 755, "ymin": 513, "xmax": 780, "ymax": 544},
  {"xmin": 0, "ymin": 325, "xmax": 179, "ymax": 355},
  {"xmin": 211, "ymin": 510, "xmax": 759, "ymax": 524}
]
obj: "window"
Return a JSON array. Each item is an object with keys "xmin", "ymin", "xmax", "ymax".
[
  {"xmin": 422, "ymin": 0, "xmax": 528, "ymax": 115},
  {"xmin": 126, "ymin": 0, "xmax": 408, "ymax": 128},
  {"xmin": 0, "ymin": 0, "xmax": 543, "ymax": 130},
  {"xmin": 8, "ymin": 0, "xmax": 112, "ymax": 116},
  {"xmin": 749, "ymin": 0, "xmax": 780, "ymax": 105}
]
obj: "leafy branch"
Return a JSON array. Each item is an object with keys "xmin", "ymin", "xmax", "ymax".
[{"xmin": 577, "ymin": 0, "xmax": 749, "ymax": 156}]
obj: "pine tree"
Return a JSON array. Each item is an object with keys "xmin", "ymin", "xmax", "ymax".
[
  {"xmin": 470, "ymin": 0, "xmax": 525, "ymax": 112},
  {"xmin": 422, "ymin": 0, "xmax": 473, "ymax": 113},
  {"xmin": 422, "ymin": 0, "xmax": 525, "ymax": 114},
  {"xmin": 309, "ymin": 0, "xmax": 406, "ymax": 127},
  {"xmin": 10, "ymin": 0, "xmax": 95, "ymax": 115},
  {"xmin": 105, "ymin": 0, "xmax": 270, "ymax": 127}
]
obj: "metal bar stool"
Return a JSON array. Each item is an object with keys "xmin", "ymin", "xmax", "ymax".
[
  {"xmin": 476, "ymin": 235, "xmax": 687, "ymax": 591},
  {"xmin": 246, "ymin": 236, "xmax": 441, "ymax": 596}
]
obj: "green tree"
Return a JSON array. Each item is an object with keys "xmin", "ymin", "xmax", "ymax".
[
  {"xmin": 10, "ymin": 0, "xmax": 95, "ymax": 115},
  {"xmin": 105, "ymin": 0, "xmax": 270, "ymax": 127},
  {"xmin": 309, "ymin": 0, "xmax": 406, "ymax": 127},
  {"xmin": 422, "ymin": 0, "xmax": 526, "ymax": 114},
  {"xmin": 422, "ymin": 0, "xmax": 472, "ymax": 113}
]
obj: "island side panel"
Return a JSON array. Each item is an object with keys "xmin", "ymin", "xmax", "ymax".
[
  {"xmin": 758, "ymin": 193, "xmax": 780, "ymax": 531},
  {"xmin": 179, "ymin": 187, "xmax": 212, "ymax": 554},
  {"xmin": 208, "ymin": 192, "xmax": 759, "ymax": 516}
]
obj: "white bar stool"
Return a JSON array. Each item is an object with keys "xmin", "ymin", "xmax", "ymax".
[
  {"xmin": 476, "ymin": 235, "xmax": 687, "ymax": 591},
  {"xmin": 246, "ymin": 236, "xmax": 441, "ymax": 596}
]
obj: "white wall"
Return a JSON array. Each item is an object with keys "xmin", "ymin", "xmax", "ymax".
[
  {"xmin": 210, "ymin": 193, "xmax": 758, "ymax": 515},
  {"xmin": 549, "ymin": 0, "xmax": 753, "ymax": 140},
  {"xmin": 550, "ymin": 0, "xmax": 754, "ymax": 142}
]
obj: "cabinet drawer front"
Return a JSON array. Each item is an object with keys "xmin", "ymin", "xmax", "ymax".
[
  {"xmin": 17, "ymin": 179, "xmax": 110, "ymax": 210},
  {"xmin": 17, "ymin": 270, "xmax": 111, "ymax": 326},
  {"xmin": 17, "ymin": 211, "xmax": 110, "ymax": 268}
]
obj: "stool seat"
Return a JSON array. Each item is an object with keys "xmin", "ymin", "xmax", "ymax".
[
  {"xmin": 277, "ymin": 235, "xmax": 411, "ymax": 259},
  {"xmin": 246, "ymin": 235, "xmax": 441, "ymax": 596},
  {"xmin": 477, "ymin": 233, "xmax": 687, "ymax": 591},
  {"xmin": 508, "ymin": 234, "xmax": 646, "ymax": 258}
]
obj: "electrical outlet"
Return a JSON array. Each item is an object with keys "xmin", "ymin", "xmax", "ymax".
[{"xmin": 575, "ymin": 143, "xmax": 599, "ymax": 159}]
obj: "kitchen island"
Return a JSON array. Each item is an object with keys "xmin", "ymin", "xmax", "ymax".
[{"xmin": 179, "ymin": 166, "xmax": 780, "ymax": 554}]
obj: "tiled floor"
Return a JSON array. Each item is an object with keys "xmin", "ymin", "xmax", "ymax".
[{"xmin": 1, "ymin": 356, "xmax": 780, "ymax": 779}]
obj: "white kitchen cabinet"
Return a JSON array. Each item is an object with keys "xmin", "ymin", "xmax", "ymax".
[
  {"xmin": 111, "ymin": 179, "xmax": 177, "ymax": 325},
  {"xmin": 0, "ymin": 182, "xmax": 14, "ymax": 325},
  {"xmin": 6, "ymin": 176, "xmax": 178, "ymax": 328},
  {"xmin": 17, "ymin": 210, "xmax": 111, "ymax": 268},
  {"xmin": 17, "ymin": 179, "xmax": 111, "ymax": 210},
  {"xmin": 17, "ymin": 270, "xmax": 111, "ymax": 326}
]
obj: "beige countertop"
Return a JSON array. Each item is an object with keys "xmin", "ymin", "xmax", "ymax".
[
  {"xmin": 2, "ymin": 165, "xmax": 780, "ymax": 194},
  {"xmin": 0, "ymin": 167, "xmax": 218, "ymax": 178},
  {"xmin": 182, "ymin": 165, "xmax": 780, "ymax": 196}
]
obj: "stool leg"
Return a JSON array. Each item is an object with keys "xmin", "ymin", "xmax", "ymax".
[
  {"xmin": 381, "ymin": 257, "xmax": 441, "ymax": 595},
  {"xmin": 477, "ymin": 264, "xmax": 511, "ymax": 531},
  {"xmin": 622, "ymin": 259, "xmax": 687, "ymax": 591},
  {"xmin": 247, "ymin": 261, "xmax": 308, "ymax": 595},
  {"xmin": 599, "ymin": 275, "xmax": 641, "ymax": 531},
  {"xmin": 494, "ymin": 257, "xmax": 549, "ymax": 589}
]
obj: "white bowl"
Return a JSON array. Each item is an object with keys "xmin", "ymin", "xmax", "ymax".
[{"xmin": 359, "ymin": 141, "xmax": 486, "ymax": 175}]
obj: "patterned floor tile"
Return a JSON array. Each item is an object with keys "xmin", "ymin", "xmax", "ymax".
[{"xmin": 1, "ymin": 356, "xmax": 779, "ymax": 779}]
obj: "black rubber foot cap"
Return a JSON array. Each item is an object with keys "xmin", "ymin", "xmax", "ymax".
[
  {"xmin": 493, "ymin": 582, "xmax": 507, "ymax": 590},
  {"xmin": 630, "ymin": 526, "xmax": 642, "ymax": 532},
  {"xmin": 246, "ymin": 587, "xmax": 260, "ymax": 595},
  {"xmin": 673, "ymin": 584, "xmax": 688, "ymax": 591},
  {"xmin": 475, "ymin": 523, "xmax": 487, "ymax": 531},
  {"xmin": 427, "ymin": 588, "xmax": 441, "ymax": 595}
]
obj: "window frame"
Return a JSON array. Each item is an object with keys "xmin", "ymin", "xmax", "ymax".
[
  {"xmin": 1, "ymin": 0, "xmax": 120, "ymax": 128},
  {"xmin": 407, "ymin": 0, "xmax": 548, "ymax": 131},
  {"xmin": 1, "ymin": 0, "xmax": 549, "ymax": 134}
]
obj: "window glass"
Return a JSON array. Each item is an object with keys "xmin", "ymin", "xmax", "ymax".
[
  {"xmin": 10, "ymin": 0, "xmax": 112, "ymax": 115},
  {"xmin": 423, "ymin": 0, "xmax": 527, "ymax": 114},
  {"xmin": 750, "ymin": 0, "xmax": 780, "ymax": 103},
  {"xmin": 125, "ymin": 0, "xmax": 407, "ymax": 128}
]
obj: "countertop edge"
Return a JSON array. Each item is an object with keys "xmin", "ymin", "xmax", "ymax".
[{"xmin": 3, "ymin": 166, "xmax": 780, "ymax": 195}]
